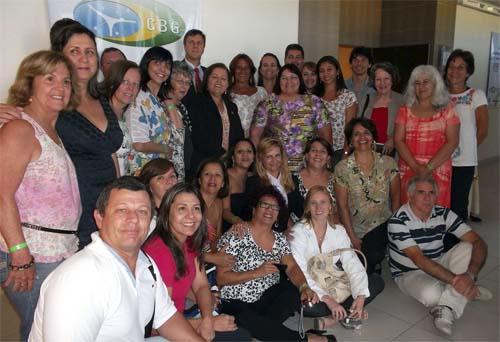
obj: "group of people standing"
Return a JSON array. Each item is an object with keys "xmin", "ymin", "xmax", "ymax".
[{"xmin": 0, "ymin": 17, "xmax": 491, "ymax": 342}]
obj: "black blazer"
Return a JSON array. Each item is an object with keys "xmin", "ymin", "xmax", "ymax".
[{"xmin": 188, "ymin": 93, "xmax": 244, "ymax": 172}]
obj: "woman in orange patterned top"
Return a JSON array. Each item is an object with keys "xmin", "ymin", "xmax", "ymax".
[{"xmin": 394, "ymin": 65, "xmax": 460, "ymax": 207}]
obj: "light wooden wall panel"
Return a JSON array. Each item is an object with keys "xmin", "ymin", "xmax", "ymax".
[
  {"xmin": 339, "ymin": 0, "xmax": 382, "ymax": 47},
  {"xmin": 298, "ymin": 0, "xmax": 340, "ymax": 62}
]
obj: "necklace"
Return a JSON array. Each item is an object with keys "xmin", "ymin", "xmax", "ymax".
[{"xmin": 314, "ymin": 225, "xmax": 327, "ymax": 249}]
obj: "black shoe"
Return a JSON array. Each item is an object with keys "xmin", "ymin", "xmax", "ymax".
[
  {"xmin": 325, "ymin": 334, "xmax": 337, "ymax": 342},
  {"xmin": 470, "ymin": 215, "xmax": 482, "ymax": 222}
]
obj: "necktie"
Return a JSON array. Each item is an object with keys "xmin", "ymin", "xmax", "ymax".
[{"xmin": 194, "ymin": 67, "xmax": 202, "ymax": 92}]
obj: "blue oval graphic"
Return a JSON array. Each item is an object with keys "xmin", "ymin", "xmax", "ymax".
[{"xmin": 74, "ymin": 0, "xmax": 140, "ymax": 38}]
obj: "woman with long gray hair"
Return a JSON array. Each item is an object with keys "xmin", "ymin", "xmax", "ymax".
[{"xmin": 394, "ymin": 65, "xmax": 460, "ymax": 207}]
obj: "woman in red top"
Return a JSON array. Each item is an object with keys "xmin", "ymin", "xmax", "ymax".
[
  {"xmin": 143, "ymin": 183, "xmax": 249, "ymax": 341},
  {"xmin": 394, "ymin": 65, "xmax": 460, "ymax": 206},
  {"xmin": 361, "ymin": 62, "xmax": 404, "ymax": 155}
]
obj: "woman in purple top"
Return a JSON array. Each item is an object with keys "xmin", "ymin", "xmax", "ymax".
[{"xmin": 250, "ymin": 64, "xmax": 332, "ymax": 173}]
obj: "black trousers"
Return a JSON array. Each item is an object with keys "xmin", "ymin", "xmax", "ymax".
[
  {"xmin": 220, "ymin": 279, "xmax": 305, "ymax": 341},
  {"xmin": 361, "ymin": 221, "xmax": 388, "ymax": 275},
  {"xmin": 214, "ymin": 329, "xmax": 252, "ymax": 341},
  {"xmin": 303, "ymin": 273, "xmax": 385, "ymax": 318},
  {"xmin": 451, "ymin": 166, "xmax": 475, "ymax": 221}
]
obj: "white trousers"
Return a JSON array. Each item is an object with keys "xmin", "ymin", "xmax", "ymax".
[{"xmin": 395, "ymin": 242, "xmax": 472, "ymax": 318}]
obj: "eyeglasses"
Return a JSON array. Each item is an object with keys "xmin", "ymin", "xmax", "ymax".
[
  {"xmin": 257, "ymin": 201, "xmax": 280, "ymax": 211},
  {"xmin": 121, "ymin": 79, "xmax": 140, "ymax": 90},
  {"xmin": 172, "ymin": 78, "xmax": 191, "ymax": 87}
]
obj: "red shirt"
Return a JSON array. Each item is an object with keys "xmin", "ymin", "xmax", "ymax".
[
  {"xmin": 371, "ymin": 107, "xmax": 389, "ymax": 143},
  {"xmin": 143, "ymin": 236, "xmax": 197, "ymax": 311}
]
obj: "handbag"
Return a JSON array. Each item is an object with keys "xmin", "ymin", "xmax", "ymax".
[{"xmin": 306, "ymin": 248, "xmax": 367, "ymax": 303}]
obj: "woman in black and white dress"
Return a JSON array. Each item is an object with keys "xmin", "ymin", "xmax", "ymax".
[{"xmin": 216, "ymin": 186, "xmax": 334, "ymax": 342}]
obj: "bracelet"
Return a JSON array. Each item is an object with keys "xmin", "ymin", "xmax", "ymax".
[
  {"xmin": 8, "ymin": 256, "xmax": 34, "ymax": 271},
  {"xmin": 8, "ymin": 242, "xmax": 28, "ymax": 253},
  {"xmin": 299, "ymin": 282, "xmax": 309, "ymax": 293},
  {"xmin": 426, "ymin": 162, "xmax": 434, "ymax": 171},
  {"xmin": 165, "ymin": 103, "xmax": 177, "ymax": 111}
]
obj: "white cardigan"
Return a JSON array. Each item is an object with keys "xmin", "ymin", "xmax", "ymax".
[{"xmin": 289, "ymin": 221, "xmax": 370, "ymax": 301}]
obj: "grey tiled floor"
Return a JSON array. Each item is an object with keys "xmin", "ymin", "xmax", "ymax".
[{"xmin": 1, "ymin": 160, "xmax": 499, "ymax": 341}]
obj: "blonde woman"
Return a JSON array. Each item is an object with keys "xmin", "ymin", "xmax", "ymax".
[
  {"xmin": 244, "ymin": 137, "xmax": 295, "ymax": 231},
  {"xmin": 0, "ymin": 51, "xmax": 81, "ymax": 340},
  {"xmin": 290, "ymin": 186, "xmax": 384, "ymax": 330}
]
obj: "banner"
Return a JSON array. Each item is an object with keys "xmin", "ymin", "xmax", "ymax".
[
  {"xmin": 486, "ymin": 32, "xmax": 499, "ymax": 107},
  {"xmin": 47, "ymin": 0, "xmax": 202, "ymax": 63}
]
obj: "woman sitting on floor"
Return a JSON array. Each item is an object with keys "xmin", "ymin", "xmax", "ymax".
[{"xmin": 290, "ymin": 185, "xmax": 384, "ymax": 330}]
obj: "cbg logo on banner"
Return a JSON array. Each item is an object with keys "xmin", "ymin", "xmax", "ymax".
[{"xmin": 73, "ymin": 0, "xmax": 186, "ymax": 47}]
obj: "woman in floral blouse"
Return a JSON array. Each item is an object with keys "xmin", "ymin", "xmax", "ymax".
[
  {"xmin": 250, "ymin": 64, "xmax": 332, "ymax": 173},
  {"xmin": 315, "ymin": 56, "xmax": 357, "ymax": 166},
  {"xmin": 125, "ymin": 47, "xmax": 173, "ymax": 174},
  {"xmin": 334, "ymin": 118, "xmax": 400, "ymax": 275},
  {"xmin": 163, "ymin": 61, "xmax": 194, "ymax": 181}
]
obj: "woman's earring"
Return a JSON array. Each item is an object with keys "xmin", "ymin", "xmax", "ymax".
[
  {"xmin": 28, "ymin": 97, "xmax": 33, "ymax": 103},
  {"xmin": 274, "ymin": 221, "xmax": 279, "ymax": 229},
  {"xmin": 372, "ymin": 140, "xmax": 377, "ymax": 151}
]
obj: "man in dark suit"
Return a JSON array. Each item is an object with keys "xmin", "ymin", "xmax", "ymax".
[{"xmin": 181, "ymin": 29, "xmax": 207, "ymax": 98}]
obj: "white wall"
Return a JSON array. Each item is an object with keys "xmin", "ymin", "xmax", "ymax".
[
  {"xmin": 0, "ymin": 0, "xmax": 51, "ymax": 101},
  {"xmin": 454, "ymin": 5, "xmax": 500, "ymax": 161},
  {"xmin": 0, "ymin": 0, "xmax": 298, "ymax": 101},
  {"xmin": 201, "ymin": 0, "xmax": 298, "ymax": 67}
]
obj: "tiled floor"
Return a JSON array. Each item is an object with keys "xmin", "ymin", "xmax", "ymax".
[{"xmin": 1, "ymin": 160, "xmax": 499, "ymax": 341}]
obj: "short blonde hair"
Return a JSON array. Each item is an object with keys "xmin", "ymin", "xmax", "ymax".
[
  {"xmin": 7, "ymin": 50, "xmax": 78, "ymax": 110},
  {"xmin": 255, "ymin": 137, "xmax": 294, "ymax": 193}
]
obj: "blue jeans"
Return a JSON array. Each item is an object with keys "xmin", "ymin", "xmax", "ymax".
[{"xmin": 0, "ymin": 250, "xmax": 61, "ymax": 341}]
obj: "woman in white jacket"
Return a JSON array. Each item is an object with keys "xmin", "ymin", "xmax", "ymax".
[{"xmin": 289, "ymin": 185, "xmax": 384, "ymax": 330}]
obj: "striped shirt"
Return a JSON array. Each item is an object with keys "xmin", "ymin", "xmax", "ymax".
[{"xmin": 388, "ymin": 204, "xmax": 470, "ymax": 278}]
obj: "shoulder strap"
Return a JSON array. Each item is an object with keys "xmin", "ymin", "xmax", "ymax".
[
  {"xmin": 143, "ymin": 254, "xmax": 156, "ymax": 338},
  {"xmin": 360, "ymin": 94, "xmax": 370, "ymax": 118},
  {"xmin": 328, "ymin": 247, "xmax": 367, "ymax": 270}
]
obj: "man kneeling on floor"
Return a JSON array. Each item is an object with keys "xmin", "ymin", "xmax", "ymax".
[
  {"xmin": 388, "ymin": 174, "xmax": 491, "ymax": 336},
  {"xmin": 29, "ymin": 177, "xmax": 203, "ymax": 341}
]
